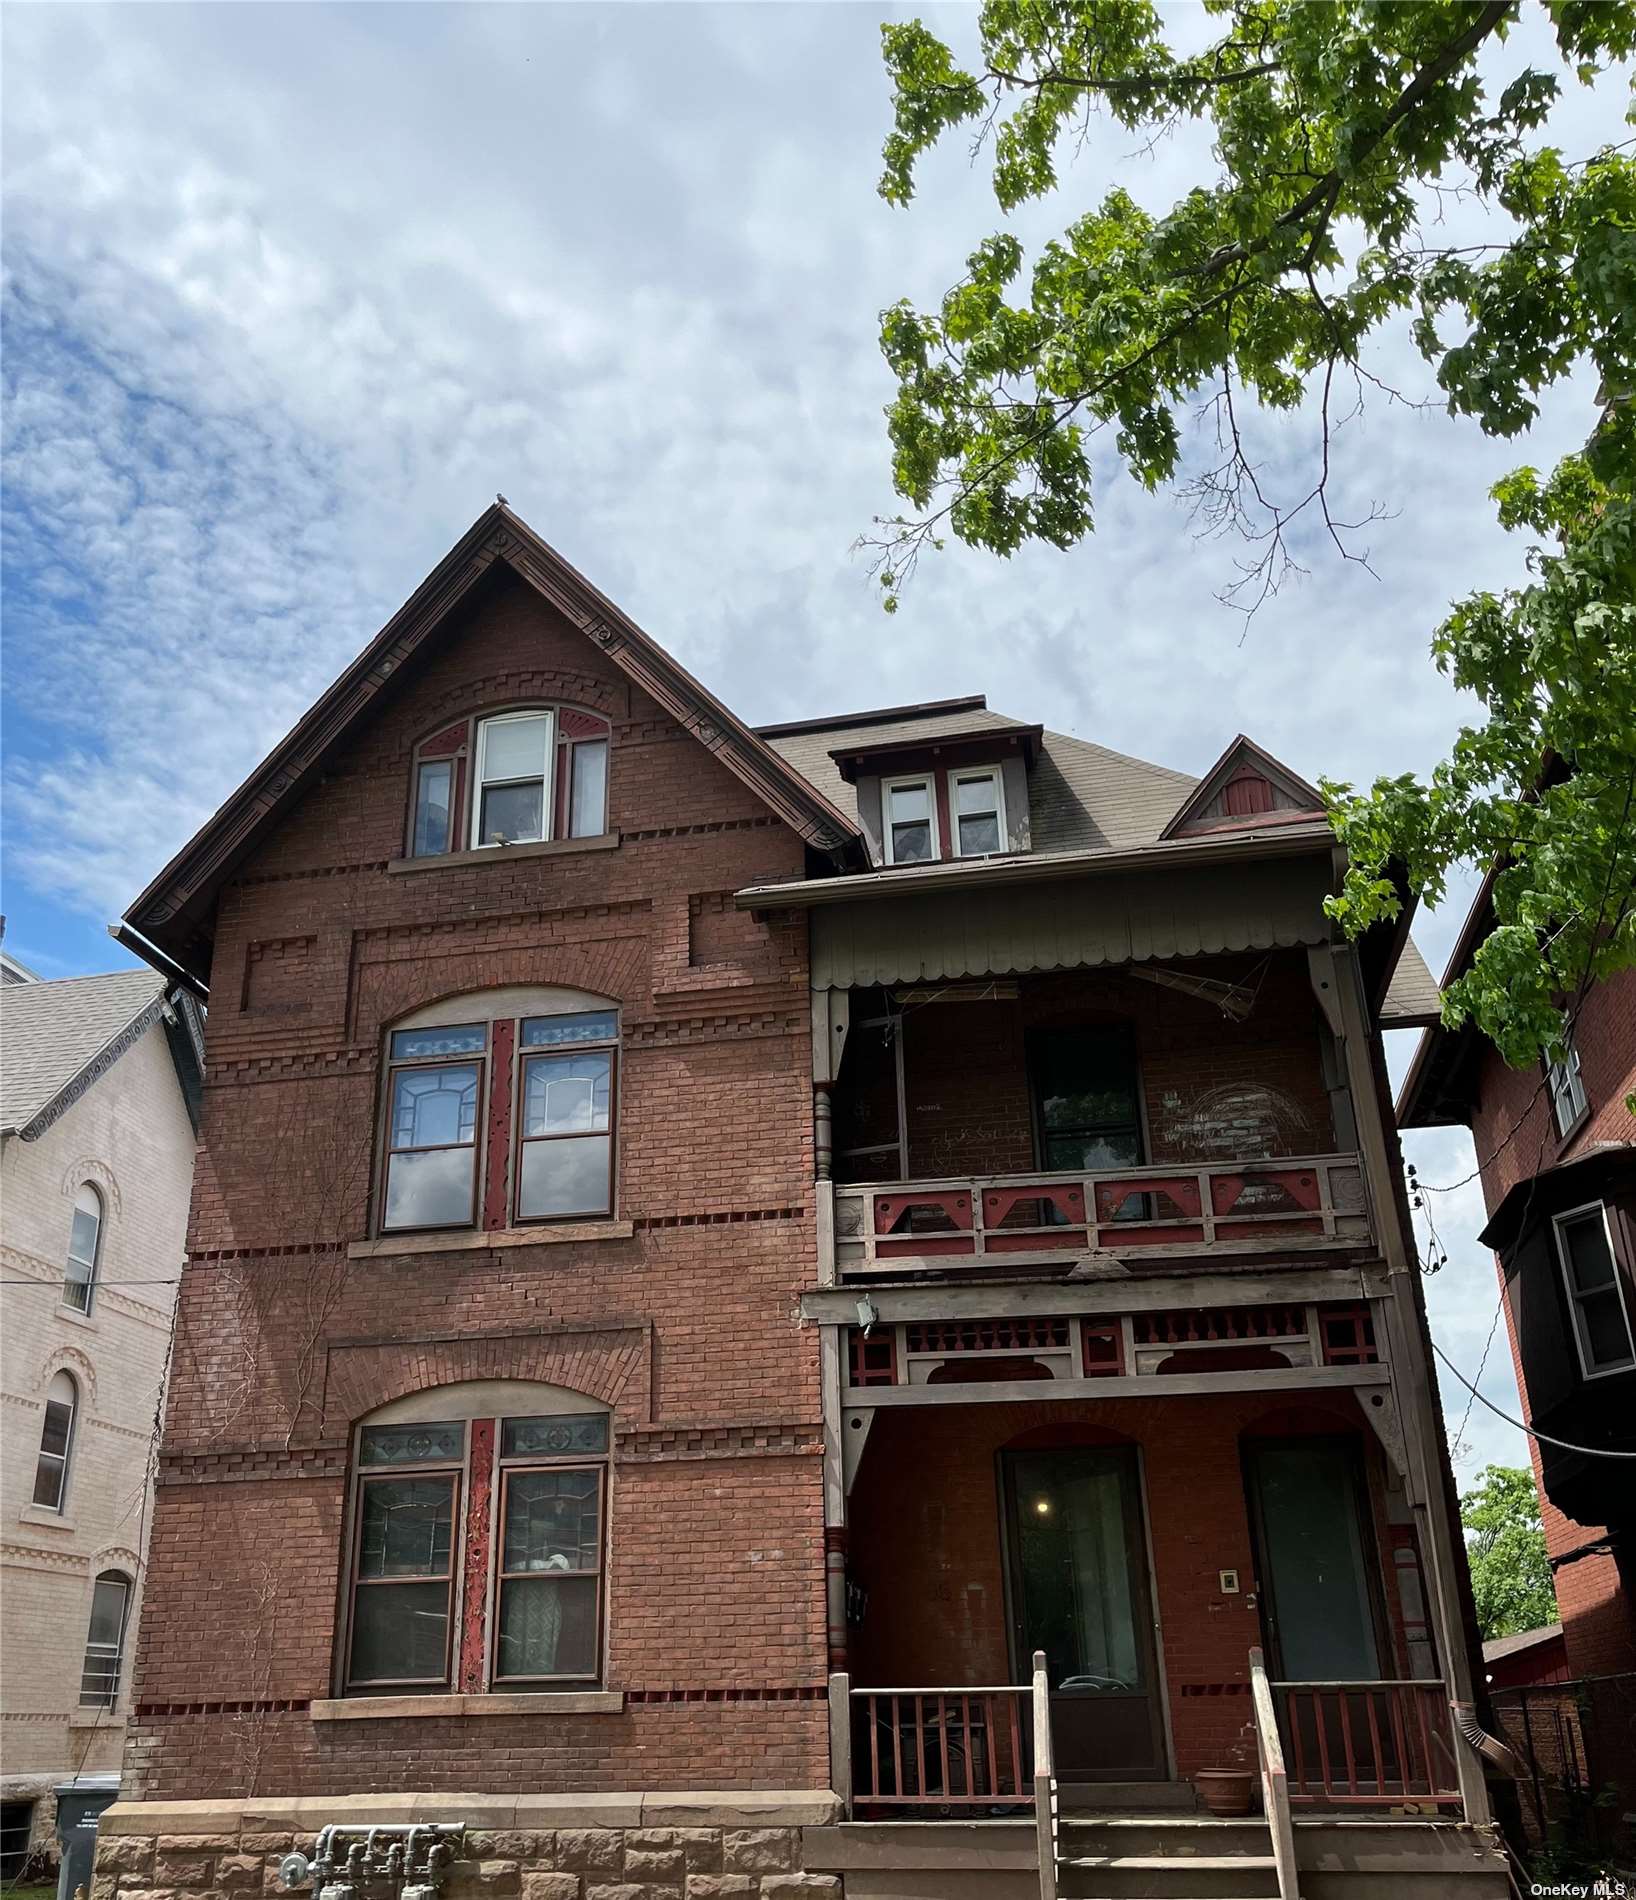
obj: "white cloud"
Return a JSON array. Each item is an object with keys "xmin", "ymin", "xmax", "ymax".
[{"xmin": 4, "ymin": 0, "xmax": 1616, "ymax": 1473}]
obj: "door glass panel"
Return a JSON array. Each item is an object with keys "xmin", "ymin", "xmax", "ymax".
[
  {"xmin": 1010, "ymin": 1450, "xmax": 1142, "ymax": 1691},
  {"xmin": 1249, "ymin": 1440, "xmax": 1380, "ymax": 1679}
]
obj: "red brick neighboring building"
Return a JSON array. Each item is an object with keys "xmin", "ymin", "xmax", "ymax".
[
  {"xmin": 103, "ymin": 506, "xmax": 1511, "ymax": 1898},
  {"xmin": 1398, "ymin": 885, "xmax": 1636, "ymax": 1853}
]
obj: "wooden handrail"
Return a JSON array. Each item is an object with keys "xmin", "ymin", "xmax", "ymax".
[
  {"xmin": 1250, "ymin": 1648, "xmax": 1300, "ymax": 1900},
  {"xmin": 1032, "ymin": 1650, "xmax": 1058, "ymax": 1900}
]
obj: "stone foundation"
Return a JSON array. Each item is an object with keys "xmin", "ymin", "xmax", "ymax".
[{"xmin": 93, "ymin": 1795, "xmax": 843, "ymax": 1900}]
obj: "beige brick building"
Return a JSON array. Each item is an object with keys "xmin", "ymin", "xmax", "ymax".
[{"xmin": 1, "ymin": 966, "xmax": 201, "ymax": 1873}]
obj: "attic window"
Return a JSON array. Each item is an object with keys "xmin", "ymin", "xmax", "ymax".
[
  {"xmin": 1223, "ymin": 769, "xmax": 1275, "ymax": 817},
  {"xmin": 405, "ymin": 707, "xmax": 611, "ymax": 859},
  {"xmin": 952, "ymin": 768, "xmax": 1005, "ymax": 856},
  {"xmin": 883, "ymin": 777, "xmax": 937, "ymax": 864}
]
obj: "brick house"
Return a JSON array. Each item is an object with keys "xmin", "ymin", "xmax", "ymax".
[
  {"xmin": 1398, "ymin": 880, "xmax": 1634, "ymax": 1853},
  {"xmin": 102, "ymin": 505, "xmax": 1512, "ymax": 1898},
  {"xmin": 1, "ymin": 965, "xmax": 202, "ymax": 1875}
]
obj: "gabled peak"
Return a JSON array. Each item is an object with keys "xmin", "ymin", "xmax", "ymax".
[{"xmin": 1159, "ymin": 735, "xmax": 1326, "ymax": 841}]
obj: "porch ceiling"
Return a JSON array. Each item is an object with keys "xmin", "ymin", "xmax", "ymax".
[{"xmin": 808, "ymin": 853, "xmax": 1334, "ymax": 989}]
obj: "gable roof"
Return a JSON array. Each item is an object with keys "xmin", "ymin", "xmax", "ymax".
[
  {"xmin": 1379, "ymin": 937, "xmax": 1443, "ymax": 1030},
  {"xmin": 0, "ymin": 968, "xmax": 169, "ymax": 1138},
  {"xmin": 122, "ymin": 504, "xmax": 865, "ymax": 987},
  {"xmin": 1158, "ymin": 734, "xmax": 1326, "ymax": 841}
]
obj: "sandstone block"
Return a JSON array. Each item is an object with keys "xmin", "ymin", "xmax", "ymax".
[
  {"xmin": 154, "ymin": 1856, "xmax": 217, "ymax": 1888},
  {"xmin": 100, "ymin": 1840, "xmax": 156, "ymax": 1876},
  {"xmin": 684, "ymin": 1880, "xmax": 758, "ymax": 1899},
  {"xmin": 720, "ymin": 1835, "xmax": 795, "ymax": 1877},
  {"xmin": 757, "ymin": 1881, "xmax": 840, "ymax": 1900},
  {"xmin": 625, "ymin": 1850, "xmax": 682, "ymax": 1882},
  {"xmin": 217, "ymin": 1858, "xmax": 262, "ymax": 1890},
  {"xmin": 555, "ymin": 1835, "xmax": 622, "ymax": 1876},
  {"xmin": 521, "ymin": 1877, "xmax": 580, "ymax": 1900}
]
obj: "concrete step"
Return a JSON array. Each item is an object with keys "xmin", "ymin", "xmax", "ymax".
[
  {"xmin": 1059, "ymin": 1816, "xmax": 1272, "ymax": 1860},
  {"xmin": 1061, "ymin": 1780, "xmax": 1198, "ymax": 1811},
  {"xmin": 1057, "ymin": 1851, "xmax": 1280, "ymax": 1900}
]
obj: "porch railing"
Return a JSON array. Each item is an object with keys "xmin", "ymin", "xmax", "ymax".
[
  {"xmin": 844, "ymin": 1682, "xmax": 1035, "ymax": 1813},
  {"xmin": 1032, "ymin": 1650, "xmax": 1058, "ymax": 1900},
  {"xmin": 834, "ymin": 1152, "xmax": 1369, "ymax": 1273},
  {"xmin": 1273, "ymin": 1679, "xmax": 1463, "ymax": 1808},
  {"xmin": 1248, "ymin": 1649, "xmax": 1299, "ymax": 1900}
]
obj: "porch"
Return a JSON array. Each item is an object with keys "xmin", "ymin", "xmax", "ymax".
[
  {"xmin": 818, "ymin": 953, "xmax": 1373, "ymax": 1282},
  {"xmin": 828, "ymin": 1386, "xmax": 1466, "ymax": 1827}
]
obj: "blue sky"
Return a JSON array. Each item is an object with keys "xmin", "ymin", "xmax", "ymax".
[{"xmin": 4, "ymin": 1, "xmax": 1629, "ymax": 1472}]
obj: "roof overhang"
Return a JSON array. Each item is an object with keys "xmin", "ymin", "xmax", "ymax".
[
  {"xmin": 736, "ymin": 821, "xmax": 1336, "ymax": 911},
  {"xmin": 1395, "ymin": 869, "xmax": 1500, "ymax": 1128},
  {"xmin": 1478, "ymin": 1142, "xmax": 1634, "ymax": 1253},
  {"xmin": 827, "ymin": 723, "xmax": 1043, "ymax": 783},
  {"xmin": 121, "ymin": 505, "xmax": 865, "ymax": 989}
]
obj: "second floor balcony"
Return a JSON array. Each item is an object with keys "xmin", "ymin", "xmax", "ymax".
[
  {"xmin": 834, "ymin": 1151, "xmax": 1369, "ymax": 1277},
  {"xmin": 823, "ymin": 953, "xmax": 1375, "ymax": 1281}
]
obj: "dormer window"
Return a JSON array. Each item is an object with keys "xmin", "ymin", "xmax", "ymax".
[
  {"xmin": 952, "ymin": 768, "xmax": 1005, "ymax": 857},
  {"xmin": 884, "ymin": 776, "xmax": 937, "ymax": 865},
  {"xmin": 405, "ymin": 706, "xmax": 612, "ymax": 859}
]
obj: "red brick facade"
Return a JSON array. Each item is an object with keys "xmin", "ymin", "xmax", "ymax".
[{"xmin": 126, "ymin": 571, "xmax": 833, "ymax": 1799}]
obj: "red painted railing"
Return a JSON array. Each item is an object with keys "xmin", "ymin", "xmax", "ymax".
[
  {"xmin": 834, "ymin": 1153, "xmax": 1369, "ymax": 1274},
  {"xmin": 849, "ymin": 1685, "xmax": 1034, "ymax": 1812},
  {"xmin": 1275, "ymin": 1680, "xmax": 1462, "ymax": 1808}
]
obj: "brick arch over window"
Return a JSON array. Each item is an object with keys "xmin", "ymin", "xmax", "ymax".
[
  {"xmin": 409, "ymin": 671, "xmax": 626, "ymax": 744},
  {"xmin": 320, "ymin": 1325, "xmax": 652, "ymax": 1441},
  {"xmin": 39, "ymin": 1344, "xmax": 98, "ymax": 1411},
  {"xmin": 354, "ymin": 940, "xmax": 650, "ymax": 1045},
  {"xmin": 57, "ymin": 1156, "xmax": 122, "ymax": 1218}
]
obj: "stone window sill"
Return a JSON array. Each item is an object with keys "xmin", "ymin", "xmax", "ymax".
[
  {"xmin": 386, "ymin": 833, "xmax": 619, "ymax": 876},
  {"xmin": 18, "ymin": 1505, "xmax": 77, "ymax": 1530},
  {"xmin": 348, "ymin": 1221, "xmax": 633, "ymax": 1260},
  {"xmin": 56, "ymin": 1302, "xmax": 98, "ymax": 1330},
  {"xmin": 68, "ymin": 1713, "xmax": 126, "ymax": 1732},
  {"xmin": 311, "ymin": 1691, "xmax": 624, "ymax": 1721}
]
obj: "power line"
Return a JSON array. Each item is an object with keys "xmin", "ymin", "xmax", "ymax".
[{"xmin": 1431, "ymin": 1340, "xmax": 1636, "ymax": 1459}]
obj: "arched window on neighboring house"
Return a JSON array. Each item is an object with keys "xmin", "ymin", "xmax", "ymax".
[
  {"xmin": 64, "ymin": 1184, "xmax": 103, "ymax": 1314},
  {"xmin": 33, "ymin": 1371, "xmax": 78, "ymax": 1511},
  {"xmin": 79, "ymin": 1571, "xmax": 132, "ymax": 1708}
]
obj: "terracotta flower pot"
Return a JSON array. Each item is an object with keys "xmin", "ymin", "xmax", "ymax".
[{"xmin": 1194, "ymin": 1767, "xmax": 1258, "ymax": 1816}]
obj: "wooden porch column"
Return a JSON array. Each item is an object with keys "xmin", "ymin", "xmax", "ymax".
[
  {"xmin": 1330, "ymin": 932, "xmax": 1492, "ymax": 1827},
  {"xmin": 820, "ymin": 1323, "xmax": 850, "ymax": 1671}
]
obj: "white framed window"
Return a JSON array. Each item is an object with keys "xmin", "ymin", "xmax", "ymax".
[
  {"xmin": 951, "ymin": 767, "xmax": 1006, "ymax": 857},
  {"xmin": 79, "ymin": 1571, "xmax": 132, "ymax": 1708},
  {"xmin": 471, "ymin": 711, "xmax": 554, "ymax": 848},
  {"xmin": 64, "ymin": 1184, "xmax": 103, "ymax": 1314},
  {"xmin": 883, "ymin": 776, "xmax": 938, "ymax": 865},
  {"xmin": 33, "ymin": 1371, "xmax": 77, "ymax": 1511},
  {"xmin": 1547, "ymin": 1036, "xmax": 1588, "ymax": 1137},
  {"xmin": 1552, "ymin": 1202, "xmax": 1636, "ymax": 1379}
]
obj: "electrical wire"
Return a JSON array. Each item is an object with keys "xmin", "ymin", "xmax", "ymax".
[{"xmin": 1431, "ymin": 1340, "xmax": 1636, "ymax": 1458}]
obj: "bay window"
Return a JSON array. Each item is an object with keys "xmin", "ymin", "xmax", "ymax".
[
  {"xmin": 342, "ymin": 1398, "xmax": 610, "ymax": 1694},
  {"xmin": 404, "ymin": 705, "xmax": 613, "ymax": 859},
  {"xmin": 378, "ymin": 996, "xmax": 618, "ymax": 1234}
]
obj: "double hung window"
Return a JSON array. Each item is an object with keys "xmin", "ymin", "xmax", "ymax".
[
  {"xmin": 884, "ymin": 777, "xmax": 937, "ymax": 864},
  {"xmin": 1553, "ymin": 1204, "xmax": 1636, "ymax": 1378},
  {"xmin": 380, "ymin": 1003, "xmax": 618, "ymax": 1234},
  {"xmin": 343, "ymin": 1408, "xmax": 609, "ymax": 1693},
  {"xmin": 79, "ymin": 1572, "xmax": 132, "ymax": 1708},
  {"xmin": 1548, "ymin": 1036, "xmax": 1588, "ymax": 1137},
  {"xmin": 951, "ymin": 769, "xmax": 1005, "ymax": 857},
  {"xmin": 405, "ymin": 707, "xmax": 613, "ymax": 859},
  {"xmin": 33, "ymin": 1372, "xmax": 77, "ymax": 1511},
  {"xmin": 64, "ymin": 1184, "xmax": 102, "ymax": 1313}
]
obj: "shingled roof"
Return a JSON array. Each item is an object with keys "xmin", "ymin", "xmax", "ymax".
[
  {"xmin": 760, "ymin": 699, "xmax": 1197, "ymax": 854},
  {"xmin": 0, "ymin": 968, "xmax": 169, "ymax": 1137}
]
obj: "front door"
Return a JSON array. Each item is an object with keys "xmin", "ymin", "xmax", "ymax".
[
  {"xmin": 1001, "ymin": 1446, "xmax": 1167, "ymax": 1780},
  {"xmin": 1244, "ymin": 1436, "xmax": 1384, "ymax": 1679}
]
